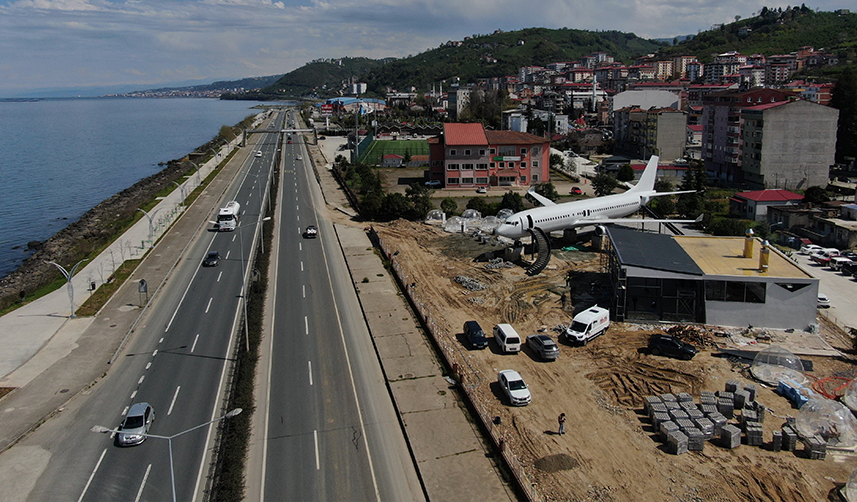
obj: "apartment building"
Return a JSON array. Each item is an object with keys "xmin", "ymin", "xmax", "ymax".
[
  {"xmin": 740, "ymin": 99, "xmax": 838, "ymax": 190},
  {"xmin": 613, "ymin": 106, "xmax": 686, "ymax": 161},
  {"xmin": 427, "ymin": 123, "xmax": 550, "ymax": 188},
  {"xmin": 701, "ymin": 88, "xmax": 794, "ymax": 185}
]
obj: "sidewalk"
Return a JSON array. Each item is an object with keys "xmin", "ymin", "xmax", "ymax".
[{"xmin": 0, "ymin": 117, "xmax": 263, "ymax": 452}]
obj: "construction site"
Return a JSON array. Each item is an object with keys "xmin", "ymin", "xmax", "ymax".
[{"xmin": 368, "ymin": 217, "xmax": 857, "ymax": 502}]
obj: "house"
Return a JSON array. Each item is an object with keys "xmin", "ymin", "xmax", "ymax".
[
  {"xmin": 729, "ymin": 189, "xmax": 803, "ymax": 221},
  {"xmin": 381, "ymin": 154, "xmax": 404, "ymax": 167},
  {"xmin": 427, "ymin": 123, "xmax": 550, "ymax": 189}
]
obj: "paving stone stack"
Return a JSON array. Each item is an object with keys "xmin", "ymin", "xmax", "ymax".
[
  {"xmin": 720, "ymin": 424, "xmax": 742, "ymax": 449},
  {"xmin": 660, "ymin": 420, "xmax": 680, "ymax": 442},
  {"xmin": 694, "ymin": 417, "xmax": 714, "ymax": 440},
  {"xmin": 667, "ymin": 430, "xmax": 688, "ymax": 455},
  {"xmin": 745, "ymin": 422, "xmax": 764, "ymax": 446},
  {"xmin": 644, "ymin": 395, "xmax": 662, "ymax": 415},
  {"xmin": 686, "ymin": 428, "xmax": 706, "ymax": 451},
  {"xmin": 782, "ymin": 425, "xmax": 799, "ymax": 452},
  {"xmin": 652, "ymin": 411, "xmax": 670, "ymax": 430},
  {"xmin": 734, "ymin": 389, "xmax": 750, "ymax": 409},
  {"xmin": 725, "ymin": 380, "xmax": 742, "ymax": 393},
  {"xmin": 771, "ymin": 430, "xmax": 782, "ymax": 452},
  {"xmin": 669, "ymin": 409, "xmax": 689, "ymax": 421},
  {"xmin": 677, "ymin": 392, "xmax": 694, "ymax": 403},
  {"xmin": 708, "ymin": 412, "xmax": 727, "ymax": 436},
  {"xmin": 741, "ymin": 409, "xmax": 758, "ymax": 429},
  {"xmin": 717, "ymin": 395, "xmax": 734, "ymax": 418},
  {"xmin": 804, "ymin": 435, "xmax": 827, "ymax": 460}
]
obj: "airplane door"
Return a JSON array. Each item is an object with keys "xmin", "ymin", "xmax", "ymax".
[{"xmin": 526, "ymin": 215, "xmax": 533, "ymax": 229}]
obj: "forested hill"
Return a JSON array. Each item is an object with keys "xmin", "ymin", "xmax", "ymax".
[
  {"xmin": 237, "ymin": 28, "xmax": 664, "ymax": 99},
  {"xmin": 359, "ymin": 28, "xmax": 664, "ymax": 95},
  {"xmin": 661, "ymin": 7, "xmax": 857, "ymax": 68}
]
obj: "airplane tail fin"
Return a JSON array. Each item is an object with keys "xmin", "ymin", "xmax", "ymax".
[{"xmin": 628, "ymin": 155, "xmax": 659, "ymax": 194}]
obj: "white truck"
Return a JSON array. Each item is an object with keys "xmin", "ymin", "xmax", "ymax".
[
  {"xmin": 216, "ymin": 201, "xmax": 241, "ymax": 231},
  {"xmin": 563, "ymin": 306, "xmax": 610, "ymax": 345}
]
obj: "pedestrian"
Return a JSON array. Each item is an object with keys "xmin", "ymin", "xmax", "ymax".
[{"xmin": 558, "ymin": 413, "xmax": 566, "ymax": 435}]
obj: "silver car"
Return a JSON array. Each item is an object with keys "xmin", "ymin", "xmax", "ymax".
[
  {"xmin": 526, "ymin": 334, "xmax": 559, "ymax": 361},
  {"xmin": 118, "ymin": 402, "xmax": 154, "ymax": 446}
]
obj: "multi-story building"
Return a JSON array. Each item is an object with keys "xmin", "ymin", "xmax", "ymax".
[
  {"xmin": 671, "ymin": 56, "xmax": 699, "ymax": 79},
  {"xmin": 738, "ymin": 65, "xmax": 766, "ymax": 88},
  {"xmin": 427, "ymin": 123, "xmax": 550, "ymax": 189},
  {"xmin": 447, "ymin": 86, "xmax": 472, "ymax": 119},
  {"xmin": 613, "ymin": 107, "xmax": 686, "ymax": 161},
  {"xmin": 740, "ymin": 99, "xmax": 839, "ymax": 190},
  {"xmin": 701, "ymin": 88, "xmax": 794, "ymax": 185}
]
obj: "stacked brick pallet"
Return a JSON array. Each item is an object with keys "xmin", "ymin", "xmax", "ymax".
[{"xmin": 644, "ymin": 379, "xmax": 828, "ymax": 458}]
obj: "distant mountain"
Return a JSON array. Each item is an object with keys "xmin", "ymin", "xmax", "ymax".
[
  {"xmin": 661, "ymin": 7, "xmax": 857, "ymax": 67},
  {"xmin": 125, "ymin": 75, "xmax": 284, "ymax": 96},
  {"xmin": 225, "ymin": 27, "xmax": 666, "ymax": 100}
]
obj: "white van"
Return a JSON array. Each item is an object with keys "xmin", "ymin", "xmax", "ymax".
[
  {"xmin": 830, "ymin": 256, "xmax": 853, "ymax": 271},
  {"xmin": 493, "ymin": 324, "xmax": 522, "ymax": 353},
  {"xmin": 564, "ymin": 306, "xmax": 610, "ymax": 345}
]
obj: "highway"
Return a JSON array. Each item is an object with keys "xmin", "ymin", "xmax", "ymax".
[
  {"xmin": 258, "ymin": 111, "xmax": 422, "ymax": 500},
  {"xmin": 24, "ymin": 111, "xmax": 282, "ymax": 502}
]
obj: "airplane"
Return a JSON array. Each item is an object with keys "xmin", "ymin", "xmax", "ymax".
[{"xmin": 494, "ymin": 155, "xmax": 700, "ymax": 274}]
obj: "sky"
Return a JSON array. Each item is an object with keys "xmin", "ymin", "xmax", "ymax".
[{"xmin": 0, "ymin": 0, "xmax": 845, "ymax": 97}]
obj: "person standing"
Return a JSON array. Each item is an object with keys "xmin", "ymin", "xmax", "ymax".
[{"xmin": 558, "ymin": 413, "xmax": 566, "ymax": 435}]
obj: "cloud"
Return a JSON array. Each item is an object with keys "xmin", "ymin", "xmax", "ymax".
[{"xmin": 0, "ymin": 0, "xmax": 846, "ymax": 96}]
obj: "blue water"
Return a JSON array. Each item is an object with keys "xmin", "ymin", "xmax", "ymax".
[{"xmin": 0, "ymin": 97, "xmax": 273, "ymax": 279}]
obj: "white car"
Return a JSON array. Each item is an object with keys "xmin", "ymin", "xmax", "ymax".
[
  {"xmin": 255, "ymin": 151, "xmax": 262, "ymax": 158},
  {"xmin": 498, "ymin": 370, "xmax": 531, "ymax": 406},
  {"xmin": 817, "ymin": 294, "xmax": 831, "ymax": 309},
  {"xmin": 425, "ymin": 180, "xmax": 441, "ymax": 188},
  {"xmin": 476, "ymin": 186, "xmax": 487, "ymax": 194},
  {"xmin": 800, "ymin": 244, "xmax": 822, "ymax": 255},
  {"xmin": 297, "ymin": 155, "xmax": 303, "ymax": 161}
]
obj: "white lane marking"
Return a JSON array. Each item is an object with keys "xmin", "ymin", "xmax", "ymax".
[
  {"xmin": 232, "ymin": 234, "xmax": 237, "ymax": 242},
  {"xmin": 152, "ymin": 349, "xmax": 158, "ymax": 357},
  {"xmin": 168, "ymin": 386, "xmax": 181, "ymax": 416},
  {"xmin": 308, "ymin": 361, "xmax": 313, "ymax": 385},
  {"xmin": 130, "ymin": 390, "xmax": 137, "ymax": 399},
  {"xmin": 301, "ymin": 262, "xmax": 304, "ymax": 272},
  {"xmin": 314, "ymin": 430, "xmax": 320, "ymax": 470},
  {"xmin": 225, "ymin": 251, "xmax": 231, "ymax": 260},
  {"xmin": 122, "ymin": 406, "xmax": 129, "ymax": 416},
  {"xmin": 134, "ymin": 464, "xmax": 152, "ymax": 502},
  {"xmin": 191, "ymin": 334, "xmax": 199, "ymax": 353},
  {"xmin": 217, "ymin": 271, "xmax": 222, "ymax": 282},
  {"xmin": 159, "ymin": 337, "xmax": 164, "ymax": 344},
  {"xmin": 138, "ymin": 375, "xmax": 145, "ymax": 384},
  {"xmin": 305, "ymin": 316, "xmax": 308, "ymax": 335},
  {"xmin": 77, "ymin": 448, "xmax": 107, "ymax": 502},
  {"xmin": 206, "ymin": 297, "xmax": 213, "ymax": 313},
  {"xmin": 145, "ymin": 362, "xmax": 151, "ymax": 370},
  {"xmin": 302, "ymin": 285, "xmax": 305, "ymax": 298}
]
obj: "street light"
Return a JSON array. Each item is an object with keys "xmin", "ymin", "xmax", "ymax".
[
  {"xmin": 91, "ymin": 408, "xmax": 242, "ymax": 502},
  {"xmin": 46, "ymin": 259, "xmax": 88, "ymax": 318},
  {"xmin": 138, "ymin": 208, "xmax": 163, "ymax": 246},
  {"xmin": 189, "ymin": 161, "xmax": 202, "ymax": 186},
  {"xmin": 171, "ymin": 181, "xmax": 187, "ymax": 206}
]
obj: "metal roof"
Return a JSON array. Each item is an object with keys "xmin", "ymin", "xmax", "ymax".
[{"xmin": 606, "ymin": 226, "xmax": 704, "ymax": 276}]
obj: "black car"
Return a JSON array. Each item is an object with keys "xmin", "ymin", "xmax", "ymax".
[
  {"xmin": 202, "ymin": 251, "xmax": 221, "ymax": 267},
  {"xmin": 648, "ymin": 334, "xmax": 697, "ymax": 360},
  {"xmin": 842, "ymin": 261, "xmax": 857, "ymax": 277},
  {"xmin": 463, "ymin": 320, "xmax": 488, "ymax": 350},
  {"xmin": 304, "ymin": 225, "xmax": 318, "ymax": 238}
]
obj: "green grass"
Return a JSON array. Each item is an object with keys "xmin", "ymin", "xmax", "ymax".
[{"xmin": 359, "ymin": 139, "xmax": 429, "ymax": 164}]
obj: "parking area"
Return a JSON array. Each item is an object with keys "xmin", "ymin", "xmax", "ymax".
[{"xmin": 792, "ymin": 250, "xmax": 857, "ymax": 331}]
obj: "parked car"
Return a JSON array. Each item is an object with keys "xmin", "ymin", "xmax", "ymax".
[
  {"xmin": 811, "ymin": 249, "xmax": 840, "ymax": 265},
  {"xmin": 842, "ymin": 261, "xmax": 857, "ymax": 277},
  {"xmin": 476, "ymin": 186, "xmax": 487, "ymax": 194},
  {"xmin": 425, "ymin": 180, "xmax": 441, "ymax": 188},
  {"xmin": 497, "ymin": 370, "xmax": 531, "ymax": 406},
  {"xmin": 117, "ymin": 403, "xmax": 154, "ymax": 446},
  {"xmin": 648, "ymin": 334, "xmax": 697, "ymax": 360},
  {"xmin": 526, "ymin": 334, "xmax": 559, "ymax": 361},
  {"xmin": 829, "ymin": 256, "xmax": 853, "ymax": 271},
  {"xmin": 800, "ymin": 244, "xmax": 823, "ymax": 255},
  {"xmin": 202, "ymin": 251, "xmax": 221, "ymax": 267},
  {"xmin": 817, "ymin": 293, "xmax": 831, "ymax": 308},
  {"xmin": 493, "ymin": 324, "xmax": 522, "ymax": 353},
  {"xmin": 841, "ymin": 250, "xmax": 857, "ymax": 260},
  {"xmin": 463, "ymin": 320, "xmax": 488, "ymax": 350},
  {"xmin": 304, "ymin": 225, "xmax": 318, "ymax": 238},
  {"xmin": 570, "ymin": 186, "xmax": 583, "ymax": 195}
]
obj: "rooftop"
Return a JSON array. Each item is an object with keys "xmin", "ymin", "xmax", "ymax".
[{"xmin": 674, "ymin": 236, "xmax": 813, "ymax": 279}]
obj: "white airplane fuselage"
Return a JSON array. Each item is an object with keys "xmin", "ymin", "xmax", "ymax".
[{"xmin": 495, "ymin": 155, "xmax": 692, "ymax": 240}]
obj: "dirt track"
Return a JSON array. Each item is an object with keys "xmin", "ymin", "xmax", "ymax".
[{"xmin": 374, "ymin": 219, "xmax": 857, "ymax": 502}]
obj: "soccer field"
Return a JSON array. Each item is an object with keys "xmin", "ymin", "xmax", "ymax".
[{"xmin": 359, "ymin": 139, "xmax": 429, "ymax": 164}]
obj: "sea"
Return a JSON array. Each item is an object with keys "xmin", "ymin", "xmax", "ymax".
[{"xmin": 0, "ymin": 97, "xmax": 281, "ymax": 279}]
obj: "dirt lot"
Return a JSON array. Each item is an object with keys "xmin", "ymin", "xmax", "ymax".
[{"xmin": 371, "ymin": 218, "xmax": 857, "ymax": 502}]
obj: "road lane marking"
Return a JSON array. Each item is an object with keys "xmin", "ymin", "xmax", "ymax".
[
  {"xmin": 168, "ymin": 386, "xmax": 181, "ymax": 416},
  {"xmin": 299, "ymin": 243, "xmax": 302, "ymax": 251},
  {"xmin": 145, "ymin": 362, "xmax": 151, "ymax": 370},
  {"xmin": 217, "ymin": 271, "xmax": 222, "ymax": 282},
  {"xmin": 314, "ymin": 430, "xmax": 320, "ymax": 470},
  {"xmin": 130, "ymin": 390, "xmax": 137, "ymax": 399},
  {"xmin": 77, "ymin": 448, "xmax": 107, "ymax": 502},
  {"xmin": 232, "ymin": 234, "xmax": 237, "ymax": 242},
  {"xmin": 122, "ymin": 406, "xmax": 129, "ymax": 416},
  {"xmin": 159, "ymin": 337, "xmax": 164, "ymax": 344},
  {"xmin": 305, "ymin": 316, "xmax": 308, "ymax": 335},
  {"xmin": 206, "ymin": 297, "xmax": 213, "ymax": 313},
  {"xmin": 308, "ymin": 361, "xmax": 313, "ymax": 385},
  {"xmin": 134, "ymin": 464, "xmax": 152, "ymax": 502},
  {"xmin": 191, "ymin": 334, "xmax": 199, "ymax": 353},
  {"xmin": 152, "ymin": 350, "xmax": 158, "ymax": 357},
  {"xmin": 138, "ymin": 376, "xmax": 145, "ymax": 384},
  {"xmin": 302, "ymin": 285, "xmax": 305, "ymax": 298},
  {"xmin": 301, "ymin": 262, "xmax": 304, "ymax": 272},
  {"xmin": 225, "ymin": 251, "xmax": 231, "ymax": 260}
]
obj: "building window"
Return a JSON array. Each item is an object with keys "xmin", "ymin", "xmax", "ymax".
[
  {"xmin": 705, "ymin": 280, "xmax": 766, "ymax": 303},
  {"xmin": 521, "ymin": 148, "xmax": 528, "ymax": 156},
  {"xmin": 489, "ymin": 162, "xmax": 495, "ymax": 168},
  {"xmin": 508, "ymin": 162, "xmax": 515, "ymax": 169},
  {"xmin": 476, "ymin": 176, "xmax": 489, "ymax": 184},
  {"xmin": 462, "ymin": 163, "xmax": 474, "ymax": 170},
  {"xmin": 464, "ymin": 149, "xmax": 471, "ymax": 156},
  {"xmin": 532, "ymin": 161, "xmax": 539, "ymax": 167},
  {"xmin": 520, "ymin": 162, "xmax": 527, "ymax": 168},
  {"xmin": 479, "ymin": 149, "xmax": 486, "ymax": 156},
  {"xmin": 489, "ymin": 148, "xmax": 496, "ymax": 154},
  {"xmin": 499, "ymin": 162, "xmax": 505, "ymax": 168},
  {"xmin": 477, "ymin": 163, "xmax": 488, "ymax": 170},
  {"xmin": 521, "ymin": 175, "xmax": 527, "ymax": 183},
  {"xmin": 499, "ymin": 145, "xmax": 516, "ymax": 156},
  {"xmin": 448, "ymin": 163, "xmax": 460, "ymax": 170},
  {"xmin": 448, "ymin": 177, "xmax": 460, "ymax": 184},
  {"xmin": 532, "ymin": 174, "xmax": 539, "ymax": 182},
  {"xmin": 461, "ymin": 177, "xmax": 474, "ymax": 184},
  {"xmin": 531, "ymin": 146, "xmax": 540, "ymax": 155},
  {"xmin": 449, "ymin": 149, "xmax": 457, "ymax": 156}
]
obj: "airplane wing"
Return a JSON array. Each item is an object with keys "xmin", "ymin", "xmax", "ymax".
[
  {"xmin": 565, "ymin": 214, "xmax": 703, "ymax": 228},
  {"xmin": 650, "ymin": 190, "xmax": 697, "ymax": 198},
  {"xmin": 526, "ymin": 187, "xmax": 556, "ymax": 207}
]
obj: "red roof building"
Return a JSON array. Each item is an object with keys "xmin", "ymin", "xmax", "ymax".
[{"xmin": 729, "ymin": 189, "xmax": 804, "ymax": 221}]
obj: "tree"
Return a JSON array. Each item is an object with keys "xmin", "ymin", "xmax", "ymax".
[
  {"xmin": 655, "ymin": 179, "xmax": 674, "ymax": 192},
  {"xmin": 498, "ymin": 191, "xmax": 525, "ymax": 213},
  {"xmin": 803, "ymin": 186, "xmax": 830, "ymax": 205},
  {"xmin": 533, "ymin": 182, "xmax": 559, "ymax": 202},
  {"xmin": 403, "ymin": 149, "xmax": 412, "ymax": 164},
  {"xmin": 651, "ymin": 196, "xmax": 675, "ymax": 216},
  {"xmin": 379, "ymin": 193, "xmax": 411, "ymax": 221},
  {"xmin": 550, "ymin": 153, "xmax": 564, "ymax": 170},
  {"xmin": 440, "ymin": 198, "xmax": 458, "ymax": 215},
  {"xmin": 591, "ymin": 173, "xmax": 619, "ymax": 197},
  {"xmin": 617, "ymin": 164, "xmax": 635, "ymax": 182},
  {"xmin": 831, "ymin": 68, "xmax": 857, "ymax": 165}
]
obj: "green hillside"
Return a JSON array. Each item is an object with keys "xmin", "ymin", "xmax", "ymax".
[{"xmin": 661, "ymin": 8, "xmax": 857, "ymax": 67}]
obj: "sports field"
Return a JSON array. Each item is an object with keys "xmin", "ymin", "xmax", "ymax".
[{"xmin": 358, "ymin": 138, "xmax": 429, "ymax": 164}]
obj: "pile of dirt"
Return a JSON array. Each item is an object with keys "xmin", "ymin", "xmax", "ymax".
[{"xmin": 374, "ymin": 218, "xmax": 857, "ymax": 502}]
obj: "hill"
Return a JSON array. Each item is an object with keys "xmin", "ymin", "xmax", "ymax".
[{"xmin": 661, "ymin": 7, "xmax": 857, "ymax": 70}]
